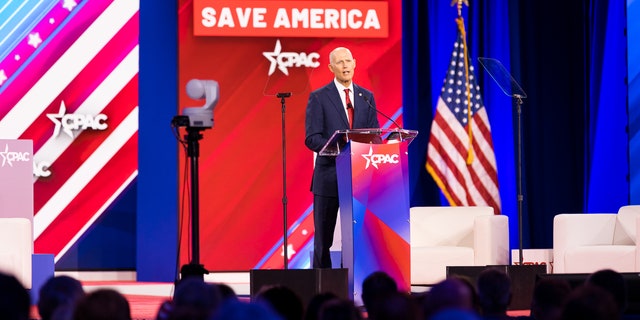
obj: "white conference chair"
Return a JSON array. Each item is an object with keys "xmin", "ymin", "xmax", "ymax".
[
  {"xmin": 553, "ymin": 205, "xmax": 640, "ymax": 274},
  {"xmin": 410, "ymin": 206, "xmax": 509, "ymax": 285}
]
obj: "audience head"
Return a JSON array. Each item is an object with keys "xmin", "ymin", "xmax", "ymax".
[
  {"xmin": 318, "ymin": 298, "xmax": 363, "ymax": 320},
  {"xmin": 367, "ymin": 291, "xmax": 421, "ymax": 320},
  {"xmin": 586, "ymin": 269, "xmax": 627, "ymax": 313},
  {"xmin": 212, "ymin": 300, "xmax": 283, "ymax": 320},
  {"xmin": 216, "ymin": 283, "xmax": 238, "ymax": 302},
  {"xmin": 430, "ymin": 308, "xmax": 480, "ymax": 320},
  {"xmin": 171, "ymin": 277, "xmax": 222, "ymax": 320},
  {"xmin": 74, "ymin": 288, "xmax": 132, "ymax": 320},
  {"xmin": 38, "ymin": 275, "xmax": 86, "ymax": 320},
  {"xmin": 451, "ymin": 276, "xmax": 480, "ymax": 314},
  {"xmin": 476, "ymin": 267, "xmax": 511, "ymax": 316},
  {"xmin": 530, "ymin": 277, "xmax": 572, "ymax": 320},
  {"xmin": 156, "ymin": 300, "xmax": 174, "ymax": 320},
  {"xmin": 422, "ymin": 278, "xmax": 475, "ymax": 318},
  {"xmin": 361, "ymin": 271, "xmax": 398, "ymax": 317},
  {"xmin": 0, "ymin": 272, "xmax": 31, "ymax": 320},
  {"xmin": 561, "ymin": 285, "xmax": 619, "ymax": 320},
  {"xmin": 255, "ymin": 285, "xmax": 304, "ymax": 320},
  {"xmin": 304, "ymin": 292, "xmax": 338, "ymax": 320}
]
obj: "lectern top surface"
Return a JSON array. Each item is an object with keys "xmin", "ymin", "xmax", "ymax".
[{"xmin": 318, "ymin": 128, "xmax": 418, "ymax": 156}]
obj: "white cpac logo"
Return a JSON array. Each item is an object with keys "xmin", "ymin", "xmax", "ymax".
[
  {"xmin": 262, "ymin": 39, "xmax": 320, "ymax": 76},
  {"xmin": 34, "ymin": 161, "xmax": 52, "ymax": 178},
  {"xmin": 47, "ymin": 101, "xmax": 108, "ymax": 138},
  {"xmin": 0, "ymin": 144, "xmax": 30, "ymax": 167},
  {"xmin": 361, "ymin": 146, "xmax": 399, "ymax": 169}
]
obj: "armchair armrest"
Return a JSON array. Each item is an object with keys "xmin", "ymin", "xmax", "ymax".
[
  {"xmin": 636, "ymin": 215, "xmax": 640, "ymax": 269},
  {"xmin": 474, "ymin": 215, "xmax": 509, "ymax": 265}
]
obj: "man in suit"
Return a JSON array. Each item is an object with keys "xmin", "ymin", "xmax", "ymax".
[{"xmin": 305, "ymin": 47, "xmax": 380, "ymax": 268}]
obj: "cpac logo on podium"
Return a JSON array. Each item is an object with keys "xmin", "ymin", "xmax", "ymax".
[
  {"xmin": 0, "ymin": 144, "xmax": 30, "ymax": 167},
  {"xmin": 47, "ymin": 101, "xmax": 108, "ymax": 138},
  {"xmin": 361, "ymin": 146, "xmax": 399, "ymax": 169}
]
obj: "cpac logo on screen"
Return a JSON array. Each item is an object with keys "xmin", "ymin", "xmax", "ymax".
[
  {"xmin": 47, "ymin": 101, "xmax": 108, "ymax": 138},
  {"xmin": 34, "ymin": 161, "xmax": 52, "ymax": 178},
  {"xmin": 263, "ymin": 39, "xmax": 320, "ymax": 76},
  {"xmin": 0, "ymin": 144, "xmax": 30, "ymax": 167},
  {"xmin": 361, "ymin": 146, "xmax": 399, "ymax": 170}
]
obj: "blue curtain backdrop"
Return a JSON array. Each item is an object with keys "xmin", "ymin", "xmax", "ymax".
[
  {"xmin": 631, "ymin": 0, "xmax": 640, "ymax": 203},
  {"xmin": 402, "ymin": 0, "xmax": 628, "ymax": 251}
]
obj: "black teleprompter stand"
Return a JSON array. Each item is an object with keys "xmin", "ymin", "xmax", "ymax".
[
  {"xmin": 478, "ymin": 57, "xmax": 529, "ymax": 265},
  {"xmin": 473, "ymin": 58, "xmax": 546, "ymax": 310}
]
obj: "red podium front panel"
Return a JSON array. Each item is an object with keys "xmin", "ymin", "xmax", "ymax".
[{"xmin": 336, "ymin": 139, "xmax": 411, "ymax": 304}]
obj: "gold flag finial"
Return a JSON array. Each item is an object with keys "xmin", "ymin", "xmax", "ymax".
[{"xmin": 450, "ymin": 0, "xmax": 469, "ymax": 17}]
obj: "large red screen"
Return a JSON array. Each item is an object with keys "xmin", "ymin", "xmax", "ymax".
[{"xmin": 178, "ymin": 0, "xmax": 402, "ymax": 270}]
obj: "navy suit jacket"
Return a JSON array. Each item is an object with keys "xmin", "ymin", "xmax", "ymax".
[{"xmin": 305, "ymin": 81, "xmax": 380, "ymax": 197}]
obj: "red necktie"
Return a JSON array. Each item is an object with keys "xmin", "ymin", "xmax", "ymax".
[{"xmin": 345, "ymin": 89, "xmax": 353, "ymax": 129}]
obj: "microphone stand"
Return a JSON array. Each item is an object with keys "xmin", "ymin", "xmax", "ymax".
[
  {"xmin": 277, "ymin": 92, "xmax": 291, "ymax": 269},
  {"xmin": 360, "ymin": 93, "xmax": 404, "ymax": 143}
]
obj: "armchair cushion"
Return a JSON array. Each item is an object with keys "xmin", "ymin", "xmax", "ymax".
[{"xmin": 564, "ymin": 245, "xmax": 636, "ymax": 273}]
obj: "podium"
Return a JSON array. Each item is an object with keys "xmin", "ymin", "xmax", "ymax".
[
  {"xmin": 0, "ymin": 139, "xmax": 34, "ymax": 289},
  {"xmin": 319, "ymin": 128, "xmax": 418, "ymax": 304}
]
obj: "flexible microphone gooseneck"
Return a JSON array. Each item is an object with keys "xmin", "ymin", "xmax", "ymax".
[{"xmin": 359, "ymin": 92, "xmax": 401, "ymax": 129}]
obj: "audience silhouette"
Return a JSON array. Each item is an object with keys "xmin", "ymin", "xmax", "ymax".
[
  {"xmin": 0, "ymin": 272, "xmax": 31, "ymax": 320},
  {"xmin": 255, "ymin": 285, "xmax": 304, "ymax": 320},
  {"xmin": 212, "ymin": 300, "xmax": 283, "ymax": 320},
  {"xmin": 304, "ymin": 292, "xmax": 338, "ymax": 320},
  {"xmin": 368, "ymin": 291, "xmax": 421, "ymax": 320},
  {"xmin": 421, "ymin": 277, "xmax": 475, "ymax": 318},
  {"xmin": 37, "ymin": 275, "xmax": 85, "ymax": 320},
  {"xmin": 73, "ymin": 288, "xmax": 132, "ymax": 320},
  {"xmin": 361, "ymin": 271, "xmax": 399, "ymax": 319},
  {"xmin": 476, "ymin": 267, "xmax": 516, "ymax": 319},
  {"xmin": 216, "ymin": 283, "xmax": 238, "ymax": 302},
  {"xmin": 168, "ymin": 277, "xmax": 222, "ymax": 320},
  {"xmin": 586, "ymin": 269, "xmax": 628, "ymax": 316},
  {"xmin": 561, "ymin": 284, "xmax": 619, "ymax": 320},
  {"xmin": 4, "ymin": 266, "xmax": 640, "ymax": 320},
  {"xmin": 455, "ymin": 276, "xmax": 482, "ymax": 314},
  {"xmin": 317, "ymin": 298, "xmax": 363, "ymax": 320},
  {"xmin": 431, "ymin": 308, "xmax": 481, "ymax": 320},
  {"xmin": 529, "ymin": 277, "xmax": 571, "ymax": 320}
]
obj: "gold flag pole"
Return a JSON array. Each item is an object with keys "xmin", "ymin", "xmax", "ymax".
[
  {"xmin": 451, "ymin": 0, "xmax": 474, "ymax": 164},
  {"xmin": 451, "ymin": 0, "xmax": 469, "ymax": 17}
]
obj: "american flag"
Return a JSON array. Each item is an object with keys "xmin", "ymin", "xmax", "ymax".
[{"xmin": 426, "ymin": 21, "xmax": 501, "ymax": 214}]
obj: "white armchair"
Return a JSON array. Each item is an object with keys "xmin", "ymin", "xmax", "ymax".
[
  {"xmin": 0, "ymin": 218, "xmax": 32, "ymax": 288},
  {"xmin": 553, "ymin": 205, "xmax": 640, "ymax": 274},
  {"xmin": 410, "ymin": 206, "xmax": 510, "ymax": 285}
]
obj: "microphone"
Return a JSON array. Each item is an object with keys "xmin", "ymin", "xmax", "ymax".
[{"xmin": 359, "ymin": 92, "xmax": 401, "ymax": 129}]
